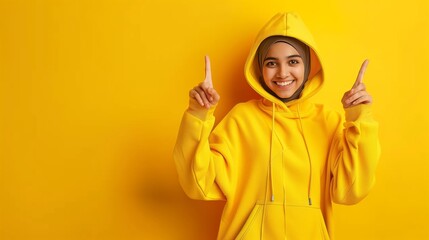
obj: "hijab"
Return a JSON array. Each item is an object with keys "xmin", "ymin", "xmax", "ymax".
[{"xmin": 257, "ymin": 36, "xmax": 311, "ymax": 102}]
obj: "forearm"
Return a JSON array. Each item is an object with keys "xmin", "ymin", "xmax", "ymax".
[
  {"xmin": 331, "ymin": 104, "xmax": 381, "ymax": 204},
  {"xmin": 173, "ymin": 104, "xmax": 226, "ymax": 200}
]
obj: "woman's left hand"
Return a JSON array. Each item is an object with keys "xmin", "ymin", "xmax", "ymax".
[{"xmin": 342, "ymin": 59, "xmax": 373, "ymax": 108}]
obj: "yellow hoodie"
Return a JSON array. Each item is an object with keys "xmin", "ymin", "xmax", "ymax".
[{"xmin": 174, "ymin": 12, "xmax": 380, "ymax": 240}]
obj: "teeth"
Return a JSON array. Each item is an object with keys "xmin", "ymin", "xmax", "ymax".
[{"xmin": 276, "ymin": 81, "xmax": 293, "ymax": 86}]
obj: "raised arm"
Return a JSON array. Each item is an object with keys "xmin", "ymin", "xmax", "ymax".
[
  {"xmin": 174, "ymin": 56, "xmax": 230, "ymax": 201},
  {"xmin": 331, "ymin": 59, "xmax": 381, "ymax": 204}
]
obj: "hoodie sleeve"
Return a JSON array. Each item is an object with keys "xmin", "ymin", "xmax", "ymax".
[
  {"xmin": 329, "ymin": 104, "xmax": 381, "ymax": 205},
  {"xmin": 173, "ymin": 99, "xmax": 233, "ymax": 201}
]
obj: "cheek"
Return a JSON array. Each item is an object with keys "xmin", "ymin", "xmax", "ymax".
[
  {"xmin": 292, "ymin": 66, "xmax": 305, "ymax": 80},
  {"xmin": 262, "ymin": 69, "xmax": 274, "ymax": 81}
]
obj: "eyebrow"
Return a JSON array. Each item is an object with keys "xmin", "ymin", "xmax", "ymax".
[{"xmin": 264, "ymin": 55, "xmax": 302, "ymax": 61}]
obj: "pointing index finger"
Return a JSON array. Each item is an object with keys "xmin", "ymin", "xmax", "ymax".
[
  {"xmin": 353, "ymin": 59, "xmax": 369, "ymax": 88},
  {"xmin": 204, "ymin": 55, "xmax": 213, "ymax": 88}
]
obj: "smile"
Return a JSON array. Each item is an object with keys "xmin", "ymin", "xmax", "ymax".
[{"xmin": 275, "ymin": 80, "xmax": 294, "ymax": 86}]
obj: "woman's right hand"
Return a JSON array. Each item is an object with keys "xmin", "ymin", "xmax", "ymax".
[
  {"xmin": 189, "ymin": 56, "xmax": 220, "ymax": 109},
  {"xmin": 341, "ymin": 59, "xmax": 373, "ymax": 108}
]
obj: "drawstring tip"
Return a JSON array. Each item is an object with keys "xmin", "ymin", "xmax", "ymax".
[
  {"xmin": 308, "ymin": 198, "xmax": 312, "ymax": 206},
  {"xmin": 271, "ymin": 195, "xmax": 275, "ymax": 202}
]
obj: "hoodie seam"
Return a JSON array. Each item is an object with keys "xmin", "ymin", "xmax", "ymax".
[{"xmin": 339, "ymin": 174, "xmax": 357, "ymax": 203}]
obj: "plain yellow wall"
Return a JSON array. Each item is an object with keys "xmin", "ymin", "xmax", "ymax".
[{"xmin": 1, "ymin": 0, "xmax": 428, "ymax": 239}]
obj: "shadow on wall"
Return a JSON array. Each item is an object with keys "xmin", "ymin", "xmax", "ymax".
[
  {"xmin": 114, "ymin": 128, "xmax": 225, "ymax": 239},
  {"xmin": 213, "ymin": 43, "xmax": 260, "ymax": 123},
  {"xmin": 112, "ymin": 40, "xmax": 259, "ymax": 239}
]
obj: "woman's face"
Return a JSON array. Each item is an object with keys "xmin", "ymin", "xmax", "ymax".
[{"xmin": 262, "ymin": 42, "xmax": 305, "ymax": 99}]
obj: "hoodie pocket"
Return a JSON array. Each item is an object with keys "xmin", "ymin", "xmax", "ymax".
[
  {"xmin": 284, "ymin": 205, "xmax": 330, "ymax": 240},
  {"xmin": 235, "ymin": 203, "xmax": 330, "ymax": 240},
  {"xmin": 235, "ymin": 202, "xmax": 285, "ymax": 240},
  {"xmin": 235, "ymin": 204, "xmax": 262, "ymax": 240}
]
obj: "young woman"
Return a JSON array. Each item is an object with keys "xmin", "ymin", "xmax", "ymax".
[{"xmin": 174, "ymin": 12, "xmax": 380, "ymax": 240}]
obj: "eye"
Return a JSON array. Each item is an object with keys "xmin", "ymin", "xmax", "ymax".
[
  {"xmin": 289, "ymin": 59, "xmax": 300, "ymax": 65},
  {"xmin": 265, "ymin": 61, "xmax": 277, "ymax": 68}
]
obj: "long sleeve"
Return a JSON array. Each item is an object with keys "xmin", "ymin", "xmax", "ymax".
[
  {"xmin": 329, "ymin": 104, "xmax": 381, "ymax": 205},
  {"xmin": 173, "ymin": 99, "xmax": 233, "ymax": 201}
]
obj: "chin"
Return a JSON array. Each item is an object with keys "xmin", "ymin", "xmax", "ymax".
[{"xmin": 276, "ymin": 93, "xmax": 293, "ymax": 99}]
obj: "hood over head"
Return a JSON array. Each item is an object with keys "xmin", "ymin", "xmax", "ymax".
[{"xmin": 244, "ymin": 12, "xmax": 324, "ymax": 106}]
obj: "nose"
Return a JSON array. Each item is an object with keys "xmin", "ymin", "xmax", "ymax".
[{"xmin": 276, "ymin": 64, "xmax": 289, "ymax": 79}]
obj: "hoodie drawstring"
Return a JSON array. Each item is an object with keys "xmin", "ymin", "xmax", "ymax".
[
  {"xmin": 260, "ymin": 102, "xmax": 276, "ymax": 239},
  {"xmin": 270, "ymin": 103, "xmax": 276, "ymax": 202},
  {"xmin": 297, "ymin": 104, "xmax": 313, "ymax": 206},
  {"xmin": 260, "ymin": 102, "xmax": 313, "ymax": 239}
]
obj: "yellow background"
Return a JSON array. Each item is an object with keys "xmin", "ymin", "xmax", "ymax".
[{"xmin": 1, "ymin": 0, "xmax": 428, "ymax": 239}]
